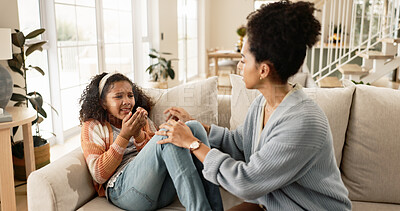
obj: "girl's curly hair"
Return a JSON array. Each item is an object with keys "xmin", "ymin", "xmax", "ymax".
[
  {"xmin": 79, "ymin": 72, "xmax": 154, "ymax": 124},
  {"xmin": 246, "ymin": 0, "xmax": 321, "ymax": 83}
]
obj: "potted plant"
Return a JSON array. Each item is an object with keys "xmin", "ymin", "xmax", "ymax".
[
  {"xmin": 7, "ymin": 28, "xmax": 56, "ymax": 180},
  {"xmin": 145, "ymin": 48, "xmax": 176, "ymax": 89},
  {"xmin": 235, "ymin": 25, "xmax": 246, "ymax": 52}
]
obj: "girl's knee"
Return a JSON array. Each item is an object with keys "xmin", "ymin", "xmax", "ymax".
[{"xmin": 185, "ymin": 120, "xmax": 202, "ymax": 130}]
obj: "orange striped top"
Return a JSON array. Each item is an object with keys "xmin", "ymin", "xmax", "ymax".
[{"xmin": 81, "ymin": 119, "xmax": 154, "ymax": 196}]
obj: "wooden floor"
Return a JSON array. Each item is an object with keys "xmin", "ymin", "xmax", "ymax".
[{"xmin": 371, "ymin": 76, "xmax": 400, "ymax": 89}]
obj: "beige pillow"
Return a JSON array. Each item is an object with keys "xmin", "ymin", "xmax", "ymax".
[
  {"xmin": 143, "ymin": 77, "xmax": 219, "ymax": 127},
  {"xmin": 288, "ymin": 72, "xmax": 308, "ymax": 87},
  {"xmin": 229, "ymin": 74, "xmax": 355, "ymax": 166},
  {"xmin": 341, "ymin": 85, "xmax": 400, "ymax": 204}
]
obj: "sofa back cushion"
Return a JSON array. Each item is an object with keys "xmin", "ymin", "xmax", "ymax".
[
  {"xmin": 230, "ymin": 74, "xmax": 355, "ymax": 166},
  {"xmin": 144, "ymin": 77, "xmax": 219, "ymax": 127},
  {"xmin": 341, "ymin": 85, "xmax": 400, "ymax": 204}
]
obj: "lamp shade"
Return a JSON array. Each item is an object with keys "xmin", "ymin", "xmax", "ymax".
[
  {"xmin": 0, "ymin": 28, "xmax": 12, "ymax": 59},
  {"xmin": 0, "ymin": 28, "xmax": 13, "ymax": 109}
]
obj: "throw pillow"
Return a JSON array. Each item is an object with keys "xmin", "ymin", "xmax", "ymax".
[
  {"xmin": 341, "ymin": 85, "xmax": 400, "ymax": 203},
  {"xmin": 143, "ymin": 77, "xmax": 219, "ymax": 127},
  {"xmin": 230, "ymin": 74, "xmax": 355, "ymax": 166}
]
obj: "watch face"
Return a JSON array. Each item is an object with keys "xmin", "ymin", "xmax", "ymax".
[{"xmin": 190, "ymin": 141, "xmax": 200, "ymax": 150}]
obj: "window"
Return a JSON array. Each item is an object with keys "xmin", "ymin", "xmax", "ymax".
[
  {"xmin": 178, "ymin": 0, "xmax": 198, "ymax": 82},
  {"xmin": 17, "ymin": 0, "xmax": 150, "ymax": 143},
  {"xmin": 17, "ymin": 0, "xmax": 54, "ymax": 140}
]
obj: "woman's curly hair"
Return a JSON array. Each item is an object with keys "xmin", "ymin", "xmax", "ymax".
[
  {"xmin": 79, "ymin": 72, "xmax": 154, "ymax": 124},
  {"xmin": 246, "ymin": 0, "xmax": 321, "ymax": 83}
]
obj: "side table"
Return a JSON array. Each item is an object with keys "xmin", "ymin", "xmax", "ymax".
[{"xmin": 0, "ymin": 107, "xmax": 36, "ymax": 211}]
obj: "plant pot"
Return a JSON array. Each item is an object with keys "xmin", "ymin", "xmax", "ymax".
[
  {"xmin": 146, "ymin": 81, "xmax": 168, "ymax": 89},
  {"xmin": 12, "ymin": 142, "xmax": 50, "ymax": 181}
]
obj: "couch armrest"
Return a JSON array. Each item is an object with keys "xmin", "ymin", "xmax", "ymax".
[{"xmin": 27, "ymin": 147, "xmax": 96, "ymax": 211}]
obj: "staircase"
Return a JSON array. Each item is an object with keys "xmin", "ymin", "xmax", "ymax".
[{"xmin": 306, "ymin": 0, "xmax": 400, "ymax": 86}]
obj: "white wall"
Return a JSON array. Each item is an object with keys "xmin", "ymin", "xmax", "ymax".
[
  {"xmin": 158, "ymin": 0, "xmax": 180, "ymax": 87},
  {"xmin": 206, "ymin": 0, "xmax": 253, "ymax": 51}
]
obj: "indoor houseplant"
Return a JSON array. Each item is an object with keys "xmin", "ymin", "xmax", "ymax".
[
  {"xmin": 235, "ymin": 25, "xmax": 246, "ymax": 52},
  {"xmin": 146, "ymin": 48, "xmax": 176, "ymax": 89},
  {"xmin": 7, "ymin": 28, "xmax": 55, "ymax": 180}
]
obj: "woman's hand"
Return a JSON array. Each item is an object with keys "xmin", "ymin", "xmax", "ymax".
[
  {"xmin": 120, "ymin": 107, "xmax": 147, "ymax": 140},
  {"xmin": 163, "ymin": 107, "xmax": 194, "ymax": 122},
  {"xmin": 156, "ymin": 119, "xmax": 198, "ymax": 149}
]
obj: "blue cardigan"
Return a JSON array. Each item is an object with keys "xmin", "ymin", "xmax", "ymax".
[{"xmin": 203, "ymin": 87, "xmax": 351, "ymax": 210}]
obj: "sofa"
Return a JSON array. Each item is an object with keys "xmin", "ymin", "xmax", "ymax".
[{"xmin": 27, "ymin": 75, "xmax": 400, "ymax": 210}]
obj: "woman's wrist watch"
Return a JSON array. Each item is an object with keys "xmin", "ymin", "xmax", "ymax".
[{"xmin": 189, "ymin": 139, "xmax": 202, "ymax": 152}]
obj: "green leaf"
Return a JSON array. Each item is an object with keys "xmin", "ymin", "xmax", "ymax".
[
  {"xmin": 32, "ymin": 117, "xmax": 44, "ymax": 125},
  {"xmin": 167, "ymin": 68, "xmax": 175, "ymax": 79},
  {"xmin": 160, "ymin": 52, "xmax": 172, "ymax": 55},
  {"xmin": 27, "ymin": 92, "xmax": 43, "ymax": 108},
  {"xmin": 14, "ymin": 54, "xmax": 24, "ymax": 66},
  {"xmin": 14, "ymin": 101, "xmax": 25, "ymax": 107},
  {"xmin": 12, "ymin": 31, "xmax": 25, "ymax": 48},
  {"xmin": 154, "ymin": 74, "xmax": 159, "ymax": 81},
  {"xmin": 37, "ymin": 107, "xmax": 47, "ymax": 118},
  {"xmin": 146, "ymin": 64, "xmax": 154, "ymax": 73},
  {"xmin": 28, "ymin": 65, "xmax": 45, "ymax": 75},
  {"xmin": 44, "ymin": 102, "xmax": 59, "ymax": 116},
  {"xmin": 25, "ymin": 41, "xmax": 46, "ymax": 56},
  {"xmin": 9, "ymin": 65, "xmax": 24, "ymax": 75},
  {"xmin": 149, "ymin": 54, "xmax": 158, "ymax": 58},
  {"xmin": 11, "ymin": 93, "xmax": 27, "ymax": 101},
  {"xmin": 167, "ymin": 60, "xmax": 171, "ymax": 68},
  {"xmin": 8, "ymin": 55, "xmax": 23, "ymax": 68},
  {"xmin": 25, "ymin": 28, "xmax": 45, "ymax": 39}
]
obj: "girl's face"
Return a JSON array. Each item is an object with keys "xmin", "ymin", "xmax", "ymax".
[
  {"xmin": 102, "ymin": 81, "xmax": 135, "ymax": 121},
  {"xmin": 238, "ymin": 41, "xmax": 262, "ymax": 89}
]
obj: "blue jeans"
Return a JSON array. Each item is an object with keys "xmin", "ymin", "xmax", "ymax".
[{"xmin": 108, "ymin": 121, "xmax": 223, "ymax": 211}]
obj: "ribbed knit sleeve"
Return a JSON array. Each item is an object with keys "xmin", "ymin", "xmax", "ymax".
[
  {"xmin": 81, "ymin": 120, "xmax": 129, "ymax": 185},
  {"xmin": 209, "ymin": 124, "xmax": 245, "ymax": 161}
]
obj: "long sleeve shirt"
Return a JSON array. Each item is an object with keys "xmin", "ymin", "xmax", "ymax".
[
  {"xmin": 81, "ymin": 118, "xmax": 155, "ymax": 196},
  {"xmin": 203, "ymin": 87, "xmax": 352, "ymax": 210}
]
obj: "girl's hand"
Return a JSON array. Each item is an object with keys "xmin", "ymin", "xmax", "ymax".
[
  {"xmin": 163, "ymin": 107, "xmax": 194, "ymax": 122},
  {"xmin": 155, "ymin": 119, "xmax": 198, "ymax": 149},
  {"xmin": 120, "ymin": 108, "xmax": 147, "ymax": 140}
]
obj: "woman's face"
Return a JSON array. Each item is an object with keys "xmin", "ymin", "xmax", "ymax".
[
  {"xmin": 102, "ymin": 81, "xmax": 135, "ymax": 120},
  {"xmin": 238, "ymin": 41, "xmax": 262, "ymax": 89}
]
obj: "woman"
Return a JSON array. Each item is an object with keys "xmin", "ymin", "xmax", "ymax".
[
  {"xmin": 79, "ymin": 72, "xmax": 222, "ymax": 210},
  {"xmin": 157, "ymin": 1, "xmax": 352, "ymax": 210}
]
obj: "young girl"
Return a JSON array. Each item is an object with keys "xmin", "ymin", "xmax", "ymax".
[{"xmin": 79, "ymin": 72, "xmax": 222, "ymax": 211}]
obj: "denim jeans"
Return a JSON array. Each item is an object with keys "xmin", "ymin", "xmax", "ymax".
[{"xmin": 108, "ymin": 121, "xmax": 223, "ymax": 211}]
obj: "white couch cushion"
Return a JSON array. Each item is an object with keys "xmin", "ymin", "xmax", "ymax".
[
  {"xmin": 229, "ymin": 74, "xmax": 355, "ymax": 166},
  {"xmin": 341, "ymin": 85, "xmax": 400, "ymax": 204},
  {"xmin": 143, "ymin": 77, "xmax": 219, "ymax": 127}
]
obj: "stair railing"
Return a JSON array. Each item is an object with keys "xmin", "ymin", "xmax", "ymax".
[{"xmin": 306, "ymin": 0, "xmax": 400, "ymax": 83}]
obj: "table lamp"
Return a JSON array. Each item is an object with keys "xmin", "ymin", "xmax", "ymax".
[{"xmin": 0, "ymin": 28, "xmax": 13, "ymax": 122}]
